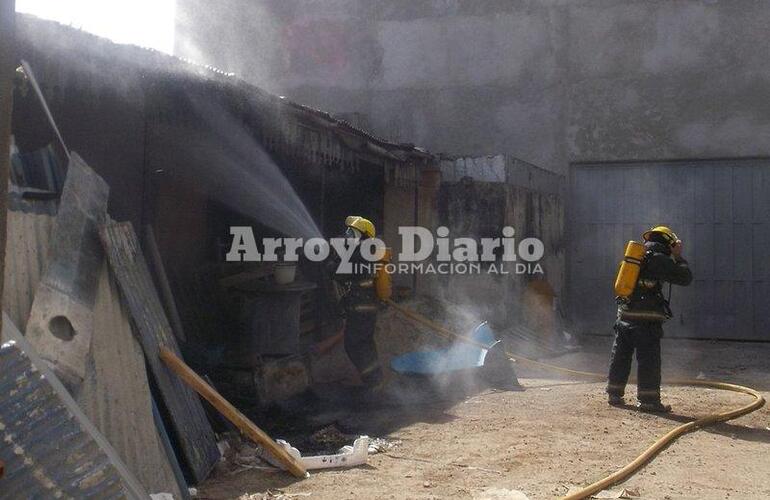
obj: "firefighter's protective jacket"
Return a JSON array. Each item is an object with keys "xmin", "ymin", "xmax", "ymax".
[{"xmin": 328, "ymin": 240, "xmax": 378, "ymax": 317}]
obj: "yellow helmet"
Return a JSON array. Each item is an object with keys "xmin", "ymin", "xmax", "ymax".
[
  {"xmin": 642, "ymin": 225, "xmax": 678, "ymax": 246},
  {"xmin": 345, "ymin": 216, "xmax": 376, "ymax": 239}
]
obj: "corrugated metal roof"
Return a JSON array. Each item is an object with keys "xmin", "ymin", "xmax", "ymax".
[
  {"xmin": 280, "ymin": 98, "xmax": 433, "ymax": 158},
  {"xmin": 0, "ymin": 315, "xmax": 148, "ymax": 499},
  {"xmin": 16, "ymin": 14, "xmax": 434, "ymax": 164}
]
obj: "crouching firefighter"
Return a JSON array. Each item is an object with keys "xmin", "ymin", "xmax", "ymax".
[
  {"xmin": 607, "ymin": 226, "xmax": 692, "ymax": 412},
  {"xmin": 328, "ymin": 216, "xmax": 388, "ymax": 388}
]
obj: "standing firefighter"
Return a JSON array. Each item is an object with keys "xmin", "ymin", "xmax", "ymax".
[
  {"xmin": 608, "ymin": 226, "xmax": 693, "ymax": 412},
  {"xmin": 330, "ymin": 216, "xmax": 384, "ymax": 388}
]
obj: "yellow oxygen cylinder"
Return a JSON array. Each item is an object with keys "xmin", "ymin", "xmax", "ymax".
[
  {"xmin": 375, "ymin": 247, "xmax": 393, "ymax": 301},
  {"xmin": 614, "ymin": 241, "xmax": 645, "ymax": 300}
]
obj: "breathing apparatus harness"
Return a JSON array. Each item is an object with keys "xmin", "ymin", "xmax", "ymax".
[{"xmin": 615, "ymin": 244, "xmax": 674, "ymax": 322}]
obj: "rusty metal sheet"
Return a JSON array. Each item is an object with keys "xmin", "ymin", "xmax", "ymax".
[{"xmin": 0, "ymin": 313, "xmax": 148, "ymax": 499}]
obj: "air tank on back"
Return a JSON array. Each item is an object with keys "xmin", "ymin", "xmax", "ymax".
[{"xmin": 614, "ymin": 240, "xmax": 645, "ymax": 300}]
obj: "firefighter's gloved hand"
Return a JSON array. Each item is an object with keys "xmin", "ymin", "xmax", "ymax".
[{"xmin": 672, "ymin": 240, "xmax": 683, "ymax": 258}]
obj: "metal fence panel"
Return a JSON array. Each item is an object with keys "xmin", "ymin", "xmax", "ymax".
[{"xmin": 568, "ymin": 160, "xmax": 770, "ymax": 340}]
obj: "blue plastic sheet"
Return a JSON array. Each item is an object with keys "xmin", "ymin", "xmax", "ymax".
[{"xmin": 390, "ymin": 322, "xmax": 498, "ymax": 375}]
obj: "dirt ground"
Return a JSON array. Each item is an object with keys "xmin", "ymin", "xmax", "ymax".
[{"xmin": 198, "ymin": 336, "xmax": 770, "ymax": 500}]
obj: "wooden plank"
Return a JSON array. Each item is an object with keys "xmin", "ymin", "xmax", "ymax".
[
  {"xmin": 2, "ymin": 208, "xmax": 55, "ymax": 333},
  {"xmin": 99, "ymin": 221, "xmax": 219, "ymax": 483},
  {"xmin": 77, "ymin": 263, "xmax": 184, "ymax": 497},
  {"xmin": 143, "ymin": 225, "xmax": 187, "ymax": 342},
  {"xmin": 152, "ymin": 396, "xmax": 193, "ymax": 500},
  {"xmin": 159, "ymin": 346, "xmax": 308, "ymax": 479}
]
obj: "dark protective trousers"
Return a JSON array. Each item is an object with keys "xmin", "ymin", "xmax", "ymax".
[
  {"xmin": 606, "ymin": 320, "xmax": 663, "ymax": 403},
  {"xmin": 344, "ymin": 311, "xmax": 383, "ymax": 387}
]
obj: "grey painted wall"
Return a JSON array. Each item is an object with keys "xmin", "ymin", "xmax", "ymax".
[{"xmin": 176, "ymin": 0, "xmax": 770, "ymax": 173}]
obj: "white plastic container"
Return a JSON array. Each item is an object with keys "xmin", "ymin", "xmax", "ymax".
[{"xmin": 273, "ymin": 263, "xmax": 297, "ymax": 285}]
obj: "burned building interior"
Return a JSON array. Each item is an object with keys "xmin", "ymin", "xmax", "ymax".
[{"xmin": 1, "ymin": 3, "xmax": 769, "ymax": 500}]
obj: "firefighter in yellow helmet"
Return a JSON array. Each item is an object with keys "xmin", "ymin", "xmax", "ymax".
[
  {"xmin": 330, "ymin": 216, "xmax": 383, "ymax": 388},
  {"xmin": 607, "ymin": 226, "xmax": 692, "ymax": 412},
  {"xmin": 344, "ymin": 216, "xmax": 376, "ymax": 240}
]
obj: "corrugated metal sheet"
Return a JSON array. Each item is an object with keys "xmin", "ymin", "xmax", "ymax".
[
  {"xmin": 2, "ymin": 205, "xmax": 55, "ymax": 335},
  {"xmin": 0, "ymin": 314, "xmax": 147, "ymax": 499},
  {"xmin": 3, "ymin": 202, "xmax": 181, "ymax": 497}
]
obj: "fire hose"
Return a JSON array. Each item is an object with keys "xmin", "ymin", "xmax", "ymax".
[{"xmin": 385, "ymin": 299, "xmax": 765, "ymax": 500}]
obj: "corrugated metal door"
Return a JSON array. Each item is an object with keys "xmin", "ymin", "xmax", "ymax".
[{"xmin": 568, "ymin": 160, "xmax": 770, "ymax": 340}]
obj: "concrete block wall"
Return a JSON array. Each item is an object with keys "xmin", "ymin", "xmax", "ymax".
[
  {"xmin": 441, "ymin": 155, "xmax": 562, "ymax": 194},
  {"xmin": 414, "ymin": 158, "xmax": 565, "ymax": 327},
  {"xmin": 440, "ymin": 155, "xmax": 506, "ymax": 184},
  {"xmin": 176, "ymin": 0, "xmax": 770, "ymax": 175}
]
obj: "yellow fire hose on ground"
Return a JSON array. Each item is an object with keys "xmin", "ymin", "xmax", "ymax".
[{"xmin": 385, "ymin": 299, "xmax": 766, "ymax": 500}]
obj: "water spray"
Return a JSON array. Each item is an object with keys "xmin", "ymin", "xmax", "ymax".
[{"xmin": 180, "ymin": 93, "xmax": 321, "ymax": 239}]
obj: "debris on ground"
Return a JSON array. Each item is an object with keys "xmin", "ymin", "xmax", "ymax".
[
  {"xmin": 368, "ymin": 437, "xmax": 401, "ymax": 454},
  {"xmin": 272, "ymin": 436, "xmax": 370, "ymax": 470},
  {"xmin": 158, "ymin": 344, "xmax": 308, "ymax": 478},
  {"xmin": 239, "ymin": 491, "xmax": 312, "ymax": 500},
  {"xmin": 472, "ymin": 487, "xmax": 530, "ymax": 499},
  {"xmin": 216, "ymin": 434, "xmax": 279, "ymax": 476},
  {"xmin": 591, "ymin": 488, "xmax": 641, "ymax": 498},
  {"xmin": 309, "ymin": 424, "xmax": 352, "ymax": 451},
  {"xmin": 217, "ymin": 427, "xmax": 391, "ymax": 475},
  {"xmin": 565, "ymin": 485, "xmax": 641, "ymax": 498}
]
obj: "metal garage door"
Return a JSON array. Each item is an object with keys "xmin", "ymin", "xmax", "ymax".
[{"xmin": 567, "ymin": 160, "xmax": 770, "ymax": 341}]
